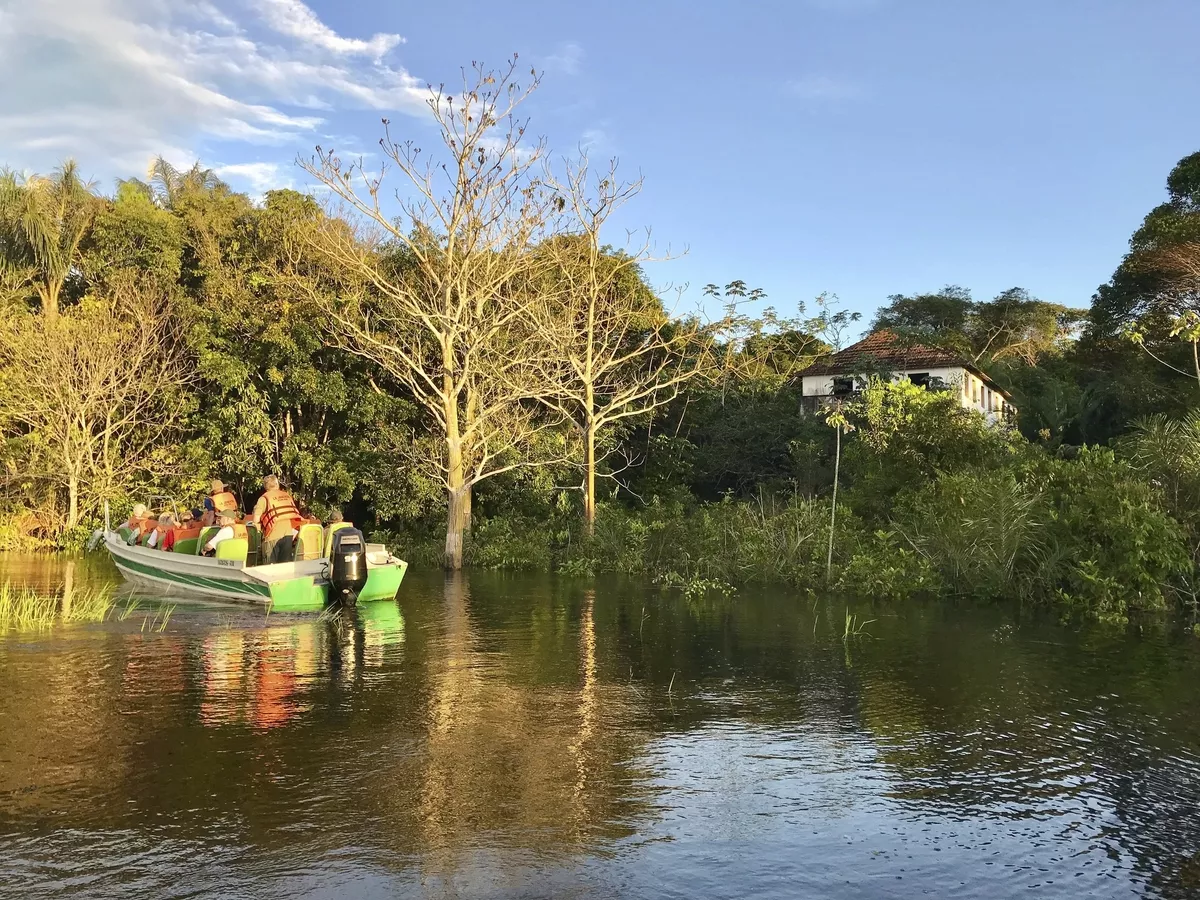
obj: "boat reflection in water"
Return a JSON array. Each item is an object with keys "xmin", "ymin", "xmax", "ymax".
[{"xmin": 198, "ymin": 601, "xmax": 406, "ymax": 730}]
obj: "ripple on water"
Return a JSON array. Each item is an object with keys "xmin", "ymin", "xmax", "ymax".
[{"xmin": 2, "ymin": 565, "xmax": 1200, "ymax": 898}]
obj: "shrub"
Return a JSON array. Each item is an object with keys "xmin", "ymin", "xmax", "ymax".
[
  {"xmin": 1028, "ymin": 448, "xmax": 1191, "ymax": 620},
  {"xmin": 837, "ymin": 530, "xmax": 941, "ymax": 601},
  {"xmin": 895, "ymin": 470, "xmax": 1046, "ymax": 600},
  {"xmin": 464, "ymin": 515, "xmax": 556, "ymax": 571}
]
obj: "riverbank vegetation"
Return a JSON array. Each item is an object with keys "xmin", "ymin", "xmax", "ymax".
[{"xmin": 4, "ymin": 61, "xmax": 1200, "ymax": 621}]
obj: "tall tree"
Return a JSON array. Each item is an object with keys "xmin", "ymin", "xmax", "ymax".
[
  {"xmin": 0, "ymin": 160, "xmax": 97, "ymax": 319},
  {"xmin": 299, "ymin": 59, "xmax": 563, "ymax": 568},
  {"xmin": 1089, "ymin": 150, "xmax": 1200, "ymax": 340},
  {"xmin": 532, "ymin": 158, "xmax": 714, "ymax": 534}
]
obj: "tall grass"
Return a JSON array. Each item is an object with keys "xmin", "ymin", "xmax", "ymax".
[{"xmin": 0, "ymin": 582, "xmax": 117, "ymax": 631}]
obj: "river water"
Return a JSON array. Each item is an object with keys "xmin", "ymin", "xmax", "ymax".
[{"xmin": 2, "ymin": 554, "xmax": 1200, "ymax": 899}]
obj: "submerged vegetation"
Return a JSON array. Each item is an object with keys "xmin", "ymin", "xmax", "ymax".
[{"xmin": 3, "ymin": 61, "xmax": 1200, "ymax": 621}]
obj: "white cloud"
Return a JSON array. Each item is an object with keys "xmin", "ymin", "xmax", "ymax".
[
  {"xmin": 0, "ymin": 0, "xmax": 428, "ymax": 179},
  {"xmin": 579, "ymin": 128, "xmax": 612, "ymax": 154},
  {"xmin": 544, "ymin": 41, "xmax": 584, "ymax": 76},
  {"xmin": 214, "ymin": 161, "xmax": 294, "ymax": 195},
  {"xmin": 787, "ymin": 75, "xmax": 863, "ymax": 101},
  {"xmin": 250, "ymin": 0, "xmax": 403, "ymax": 58}
]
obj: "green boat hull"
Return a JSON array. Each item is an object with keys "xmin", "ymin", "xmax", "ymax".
[{"xmin": 104, "ymin": 532, "xmax": 407, "ymax": 611}]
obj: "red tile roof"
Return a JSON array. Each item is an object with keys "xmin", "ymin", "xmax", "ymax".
[
  {"xmin": 802, "ymin": 330, "xmax": 966, "ymax": 376},
  {"xmin": 800, "ymin": 331, "xmax": 1015, "ymax": 403}
]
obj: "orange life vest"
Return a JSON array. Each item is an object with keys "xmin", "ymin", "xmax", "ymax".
[
  {"xmin": 174, "ymin": 522, "xmax": 203, "ymax": 540},
  {"xmin": 258, "ymin": 490, "xmax": 301, "ymax": 538},
  {"xmin": 231, "ymin": 522, "xmax": 248, "ymax": 540},
  {"xmin": 166, "ymin": 522, "xmax": 203, "ymax": 550},
  {"xmin": 209, "ymin": 490, "xmax": 238, "ymax": 512},
  {"xmin": 137, "ymin": 517, "xmax": 159, "ymax": 538}
]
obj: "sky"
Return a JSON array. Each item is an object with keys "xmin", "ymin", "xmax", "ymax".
[{"xmin": 2, "ymin": 0, "xmax": 1199, "ymax": 329}]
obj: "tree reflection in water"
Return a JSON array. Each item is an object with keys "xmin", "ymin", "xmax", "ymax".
[{"xmin": 1, "ymin": 565, "xmax": 1200, "ymax": 898}]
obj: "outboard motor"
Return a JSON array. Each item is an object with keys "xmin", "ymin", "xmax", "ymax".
[{"xmin": 329, "ymin": 528, "xmax": 368, "ymax": 605}]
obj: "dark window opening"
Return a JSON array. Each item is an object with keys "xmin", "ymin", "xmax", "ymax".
[
  {"xmin": 832, "ymin": 376, "xmax": 856, "ymax": 396},
  {"xmin": 908, "ymin": 372, "xmax": 931, "ymax": 388}
]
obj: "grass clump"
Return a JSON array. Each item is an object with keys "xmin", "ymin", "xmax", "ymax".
[{"xmin": 0, "ymin": 581, "xmax": 117, "ymax": 631}]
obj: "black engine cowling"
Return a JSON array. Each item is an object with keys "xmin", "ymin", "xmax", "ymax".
[{"xmin": 329, "ymin": 528, "xmax": 368, "ymax": 604}]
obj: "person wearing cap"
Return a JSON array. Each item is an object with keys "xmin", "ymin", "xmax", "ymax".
[
  {"xmin": 201, "ymin": 479, "xmax": 238, "ymax": 527},
  {"xmin": 202, "ymin": 508, "xmax": 246, "ymax": 556}
]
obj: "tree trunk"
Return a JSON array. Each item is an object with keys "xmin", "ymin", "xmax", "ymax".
[
  {"xmin": 444, "ymin": 407, "xmax": 468, "ymax": 569},
  {"xmin": 583, "ymin": 421, "xmax": 597, "ymax": 537},
  {"xmin": 462, "ymin": 482, "xmax": 473, "ymax": 536},
  {"xmin": 67, "ymin": 473, "xmax": 79, "ymax": 530},
  {"xmin": 39, "ymin": 283, "xmax": 60, "ymax": 320},
  {"xmin": 445, "ymin": 484, "xmax": 469, "ymax": 570}
]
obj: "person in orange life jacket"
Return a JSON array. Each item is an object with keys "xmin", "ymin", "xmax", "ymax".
[
  {"xmin": 166, "ymin": 510, "xmax": 204, "ymax": 552},
  {"xmin": 201, "ymin": 479, "xmax": 238, "ymax": 527},
  {"xmin": 248, "ymin": 475, "xmax": 302, "ymax": 563},
  {"xmin": 127, "ymin": 505, "xmax": 160, "ymax": 545},
  {"xmin": 203, "ymin": 509, "xmax": 246, "ymax": 556},
  {"xmin": 144, "ymin": 513, "xmax": 174, "ymax": 550},
  {"xmin": 124, "ymin": 503, "xmax": 152, "ymax": 543},
  {"xmin": 124, "ymin": 503, "xmax": 148, "ymax": 531},
  {"xmin": 163, "ymin": 509, "xmax": 190, "ymax": 552}
]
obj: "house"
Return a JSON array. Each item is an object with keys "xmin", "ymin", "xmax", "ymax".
[{"xmin": 798, "ymin": 330, "xmax": 1017, "ymax": 425}]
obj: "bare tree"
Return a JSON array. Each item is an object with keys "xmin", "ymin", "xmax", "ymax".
[
  {"xmin": 0, "ymin": 280, "xmax": 191, "ymax": 530},
  {"xmin": 531, "ymin": 157, "xmax": 715, "ymax": 534},
  {"xmin": 297, "ymin": 59, "xmax": 565, "ymax": 568}
]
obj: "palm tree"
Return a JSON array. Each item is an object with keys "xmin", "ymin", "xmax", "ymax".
[
  {"xmin": 1124, "ymin": 412, "xmax": 1200, "ymax": 524},
  {"xmin": 0, "ymin": 160, "xmax": 97, "ymax": 319},
  {"xmin": 145, "ymin": 157, "xmax": 226, "ymax": 208}
]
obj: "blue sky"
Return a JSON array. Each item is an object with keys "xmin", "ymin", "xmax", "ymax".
[{"xmin": 2, "ymin": 0, "xmax": 1199, "ymax": 328}]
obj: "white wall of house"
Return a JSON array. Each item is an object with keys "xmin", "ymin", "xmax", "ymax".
[{"xmin": 800, "ymin": 366, "xmax": 1015, "ymax": 424}]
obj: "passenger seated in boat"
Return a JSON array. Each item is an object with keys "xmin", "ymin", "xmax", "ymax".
[
  {"xmin": 202, "ymin": 509, "xmax": 246, "ymax": 556},
  {"xmin": 123, "ymin": 503, "xmax": 148, "ymax": 531},
  {"xmin": 127, "ymin": 506, "xmax": 160, "ymax": 545},
  {"xmin": 144, "ymin": 514, "xmax": 173, "ymax": 549},
  {"xmin": 163, "ymin": 509, "xmax": 194, "ymax": 552},
  {"xmin": 123, "ymin": 503, "xmax": 151, "ymax": 542},
  {"xmin": 201, "ymin": 480, "xmax": 238, "ymax": 526},
  {"xmin": 323, "ymin": 510, "xmax": 352, "ymax": 555}
]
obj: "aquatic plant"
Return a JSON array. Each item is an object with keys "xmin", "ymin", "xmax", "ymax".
[
  {"xmin": 0, "ymin": 581, "xmax": 116, "ymax": 630},
  {"xmin": 140, "ymin": 604, "xmax": 174, "ymax": 633},
  {"xmin": 843, "ymin": 610, "xmax": 875, "ymax": 640}
]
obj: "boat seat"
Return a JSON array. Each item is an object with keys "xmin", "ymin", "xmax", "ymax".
[
  {"xmin": 196, "ymin": 526, "xmax": 219, "ymax": 555},
  {"xmin": 323, "ymin": 521, "xmax": 352, "ymax": 557},
  {"xmin": 246, "ymin": 524, "xmax": 262, "ymax": 567},
  {"xmin": 170, "ymin": 523, "xmax": 203, "ymax": 555},
  {"xmin": 215, "ymin": 537, "xmax": 248, "ymax": 563},
  {"xmin": 295, "ymin": 522, "xmax": 324, "ymax": 561}
]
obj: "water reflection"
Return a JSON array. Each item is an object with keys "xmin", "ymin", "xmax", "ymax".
[
  {"xmin": 1, "ymin": 560, "xmax": 1200, "ymax": 898},
  {"xmin": 198, "ymin": 602, "xmax": 407, "ymax": 728}
]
